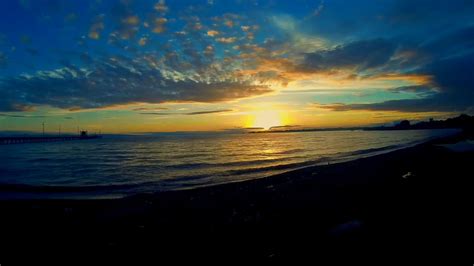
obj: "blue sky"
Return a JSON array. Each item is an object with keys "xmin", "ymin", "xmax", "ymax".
[{"xmin": 1, "ymin": 0, "xmax": 474, "ymax": 132}]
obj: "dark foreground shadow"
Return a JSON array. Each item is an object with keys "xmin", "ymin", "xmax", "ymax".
[{"xmin": 0, "ymin": 134, "xmax": 472, "ymax": 262}]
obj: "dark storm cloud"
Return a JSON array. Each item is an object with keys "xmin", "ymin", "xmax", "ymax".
[{"xmin": 298, "ymin": 39, "xmax": 397, "ymax": 72}]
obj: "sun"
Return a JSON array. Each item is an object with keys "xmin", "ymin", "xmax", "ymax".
[{"xmin": 246, "ymin": 110, "xmax": 289, "ymax": 130}]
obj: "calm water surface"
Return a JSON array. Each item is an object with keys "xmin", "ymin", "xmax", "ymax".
[{"xmin": 0, "ymin": 129, "xmax": 457, "ymax": 198}]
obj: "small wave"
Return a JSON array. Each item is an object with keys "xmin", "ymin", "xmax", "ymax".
[
  {"xmin": 342, "ymin": 144, "xmax": 404, "ymax": 156},
  {"xmin": 168, "ymin": 153, "xmax": 212, "ymax": 159},
  {"xmin": 163, "ymin": 173, "xmax": 211, "ymax": 183},
  {"xmin": 28, "ymin": 158, "xmax": 52, "ymax": 162},
  {"xmin": 223, "ymin": 159, "xmax": 323, "ymax": 176},
  {"xmin": 165, "ymin": 162, "xmax": 211, "ymax": 169},
  {"xmin": 274, "ymin": 148, "xmax": 306, "ymax": 155},
  {"xmin": 165, "ymin": 157, "xmax": 293, "ymax": 169}
]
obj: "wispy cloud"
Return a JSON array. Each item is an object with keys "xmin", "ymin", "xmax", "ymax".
[
  {"xmin": 132, "ymin": 107, "xmax": 169, "ymax": 111},
  {"xmin": 0, "ymin": 113, "xmax": 49, "ymax": 118},
  {"xmin": 140, "ymin": 109, "xmax": 232, "ymax": 116},
  {"xmin": 186, "ymin": 109, "xmax": 232, "ymax": 115}
]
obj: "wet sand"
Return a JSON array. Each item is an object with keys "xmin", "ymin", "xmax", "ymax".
[{"xmin": 0, "ymin": 132, "xmax": 472, "ymax": 261}]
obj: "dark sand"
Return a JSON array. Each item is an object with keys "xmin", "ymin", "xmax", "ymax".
[{"xmin": 1, "ymin": 132, "xmax": 472, "ymax": 261}]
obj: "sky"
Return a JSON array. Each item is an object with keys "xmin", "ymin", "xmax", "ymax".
[{"xmin": 0, "ymin": 0, "xmax": 473, "ymax": 133}]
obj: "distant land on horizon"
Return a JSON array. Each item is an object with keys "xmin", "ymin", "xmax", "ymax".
[
  {"xmin": 250, "ymin": 114, "xmax": 474, "ymax": 134},
  {"xmin": 2, "ymin": 114, "xmax": 474, "ymax": 137}
]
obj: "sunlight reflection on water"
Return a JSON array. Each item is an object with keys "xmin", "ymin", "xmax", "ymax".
[{"xmin": 0, "ymin": 129, "xmax": 457, "ymax": 198}]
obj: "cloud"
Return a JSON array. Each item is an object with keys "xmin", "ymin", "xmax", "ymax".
[
  {"xmin": 88, "ymin": 15, "xmax": 105, "ymax": 40},
  {"xmin": 2, "ymin": 0, "xmax": 474, "ymax": 118},
  {"xmin": 0, "ymin": 113, "xmax": 48, "ymax": 118},
  {"xmin": 151, "ymin": 17, "xmax": 167, "ymax": 34},
  {"xmin": 154, "ymin": 0, "xmax": 168, "ymax": 13},
  {"xmin": 132, "ymin": 107, "xmax": 168, "ymax": 111},
  {"xmin": 122, "ymin": 15, "xmax": 140, "ymax": 26},
  {"xmin": 298, "ymin": 38, "xmax": 397, "ymax": 72},
  {"xmin": 304, "ymin": 26, "xmax": 474, "ymax": 114},
  {"xmin": 186, "ymin": 109, "xmax": 232, "ymax": 115},
  {"xmin": 241, "ymin": 26, "xmax": 250, "ymax": 32},
  {"xmin": 387, "ymin": 85, "xmax": 436, "ymax": 95},
  {"xmin": 311, "ymin": 53, "xmax": 474, "ymax": 113},
  {"xmin": 269, "ymin": 125, "xmax": 301, "ymax": 130},
  {"xmin": 108, "ymin": 1, "xmax": 141, "ymax": 40},
  {"xmin": 310, "ymin": 0, "xmax": 325, "ymax": 17},
  {"xmin": 281, "ymin": 88, "xmax": 360, "ymax": 94},
  {"xmin": 314, "ymin": 97, "xmax": 467, "ymax": 113},
  {"xmin": 207, "ymin": 30, "xmax": 219, "ymax": 37},
  {"xmin": 139, "ymin": 112, "xmax": 177, "ymax": 116},
  {"xmin": 216, "ymin": 37, "xmax": 237, "ymax": 44},
  {"xmin": 315, "ymin": 49, "xmax": 474, "ymax": 113},
  {"xmin": 138, "ymin": 37, "xmax": 148, "ymax": 46},
  {"xmin": 204, "ymin": 45, "xmax": 214, "ymax": 57},
  {"xmin": 225, "ymin": 20, "xmax": 234, "ymax": 28},
  {"xmin": 140, "ymin": 109, "xmax": 232, "ymax": 116},
  {"xmin": 0, "ymin": 56, "xmax": 272, "ymax": 112}
]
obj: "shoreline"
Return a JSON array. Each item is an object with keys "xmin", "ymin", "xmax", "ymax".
[
  {"xmin": 0, "ymin": 129, "xmax": 460, "ymax": 200},
  {"xmin": 0, "ymin": 131, "xmax": 472, "ymax": 259}
]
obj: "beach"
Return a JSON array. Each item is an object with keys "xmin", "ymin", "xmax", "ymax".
[{"xmin": 1, "ymin": 132, "xmax": 472, "ymax": 260}]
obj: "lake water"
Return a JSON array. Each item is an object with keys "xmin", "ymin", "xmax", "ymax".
[{"xmin": 0, "ymin": 129, "xmax": 457, "ymax": 199}]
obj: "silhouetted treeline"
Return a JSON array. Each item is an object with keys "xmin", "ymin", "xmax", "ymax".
[
  {"xmin": 249, "ymin": 114, "xmax": 474, "ymax": 134},
  {"xmin": 366, "ymin": 114, "xmax": 474, "ymax": 132}
]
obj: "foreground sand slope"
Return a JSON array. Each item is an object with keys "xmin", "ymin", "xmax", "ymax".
[{"xmin": 0, "ymin": 133, "xmax": 471, "ymax": 260}]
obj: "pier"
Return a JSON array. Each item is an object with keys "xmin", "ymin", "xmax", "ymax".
[{"xmin": 0, "ymin": 131, "xmax": 101, "ymax": 145}]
